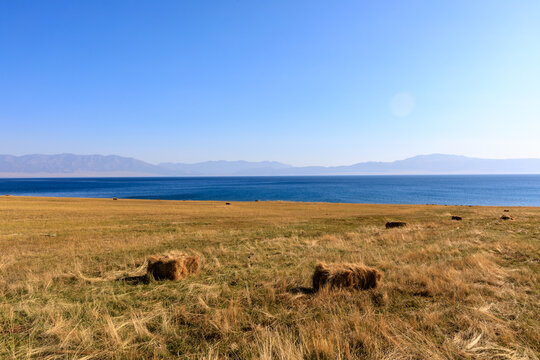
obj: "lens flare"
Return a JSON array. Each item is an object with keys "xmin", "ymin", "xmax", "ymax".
[{"xmin": 390, "ymin": 92, "xmax": 415, "ymax": 117}]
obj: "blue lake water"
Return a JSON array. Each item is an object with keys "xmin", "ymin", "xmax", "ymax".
[{"xmin": 1, "ymin": 175, "xmax": 539, "ymax": 206}]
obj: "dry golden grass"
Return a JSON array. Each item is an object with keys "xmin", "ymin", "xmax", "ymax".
[{"xmin": 0, "ymin": 196, "xmax": 538, "ymax": 359}]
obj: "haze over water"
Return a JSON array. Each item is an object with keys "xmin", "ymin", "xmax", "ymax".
[{"xmin": 1, "ymin": 175, "xmax": 539, "ymax": 206}]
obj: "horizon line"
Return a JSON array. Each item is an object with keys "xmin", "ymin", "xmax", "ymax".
[{"xmin": 2, "ymin": 152, "xmax": 540, "ymax": 169}]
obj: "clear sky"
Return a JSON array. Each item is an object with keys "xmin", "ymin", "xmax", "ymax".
[{"xmin": 1, "ymin": 1, "xmax": 539, "ymax": 166}]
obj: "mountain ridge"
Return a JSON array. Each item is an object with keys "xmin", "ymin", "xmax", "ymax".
[{"xmin": 1, "ymin": 153, "xmax": 540, "ymax": 177}]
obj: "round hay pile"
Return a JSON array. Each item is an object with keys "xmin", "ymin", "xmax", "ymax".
[
  {"xmin": 385, "ymin": 221, "xmax": 407, "ymax": 229},
  {"xmin": 312, "ymin": 263, "xmax": 382, "ymax": 292},
  {"xmin": 147, "ymin": 251, "xmax": 200, "ymax": 281}
]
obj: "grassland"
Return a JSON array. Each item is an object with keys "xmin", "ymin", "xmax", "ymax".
[{"xmin": 0, "ymin": 196, "xmax": 538, "ymax": 359}]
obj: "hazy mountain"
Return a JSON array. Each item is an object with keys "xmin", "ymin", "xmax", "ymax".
[
  {"xmin": 159, "ymin": 160, "xmax": 292, "ymax": 176},
  {"xmin": 0, "ymin": 154, "xmax": 164, "ymax": 176},
  {"xmin": 276, "ymin": 154, "xmax": 540, "ymax": 175},
  {"xmin": 0, "ymin": 154, "xmax": 292, "ymax": 177},
  {"xmin": 1, "ymin": 153, "xmax": 539, "ymax": 177},
  {"xmin": 347, "ymin": 154, "xmax": 540, "ymax": 174}
]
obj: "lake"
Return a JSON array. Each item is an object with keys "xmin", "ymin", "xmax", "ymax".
[{"xmin": 1, "ymin": 175, "xmax": 540, "ymax": 206}]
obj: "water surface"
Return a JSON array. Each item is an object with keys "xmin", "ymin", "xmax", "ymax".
[{"xmin": 1, "ymin": 175, "xmax": 539, "ymax": 206}]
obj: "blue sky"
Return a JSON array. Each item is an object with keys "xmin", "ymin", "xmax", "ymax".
[{"xmin": 1, "ymin": 1, "xmax": 539, "ymax": 166}]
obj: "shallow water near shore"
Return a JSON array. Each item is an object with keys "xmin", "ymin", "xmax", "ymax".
[{"xmin": 1, "ymin": 175, "xmax": 539, "ymax": 206}]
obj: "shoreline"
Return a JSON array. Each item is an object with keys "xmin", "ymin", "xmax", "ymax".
[{"xmin": 2, "ymin": 194, "xmax": 538, "ymax": 208}]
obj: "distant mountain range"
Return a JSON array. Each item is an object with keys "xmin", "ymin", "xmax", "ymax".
[{"xmin": 1, "ymin": 153, "xmax": 540, "ymax": 177}]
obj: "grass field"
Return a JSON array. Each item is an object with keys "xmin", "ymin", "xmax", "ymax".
[{"xmin": 0, "ymin": 196, "xmax": 538, "ymax": 359}]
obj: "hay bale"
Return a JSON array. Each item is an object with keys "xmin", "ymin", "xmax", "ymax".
[
  {"xmin": 451, "ymin": 216, "xmax": 462, "ymax": 221},
  {"xmin": 500, "ymin": 215, "xmax": 513, "ymax": 220},
  {"xmin": 147, "ymin": 251, "xmax": 200, "ymax": 281},
  {"xmin": 385, "ymin": 221, "xmax": 407, "ymax": 229},
  {"xmin": 312, "ymin": 263, "xmax": 382, "ymax": 292},
  {"xmin": 112, "ymin": 197, "xmax": 118, "ymax": 200}
]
